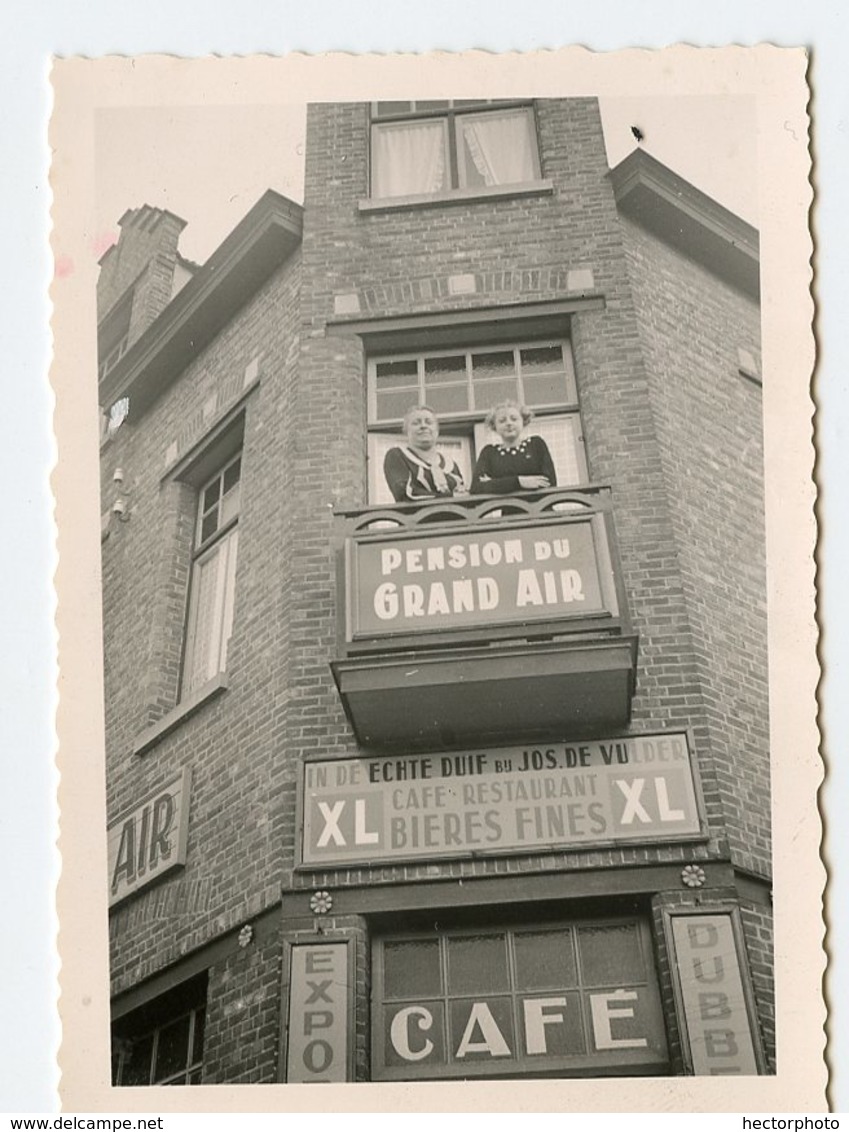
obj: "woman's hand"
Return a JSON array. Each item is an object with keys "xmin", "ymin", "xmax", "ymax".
[{"xmin": 518, "ymin": 475, "xmax": 551, "ymax": 489}]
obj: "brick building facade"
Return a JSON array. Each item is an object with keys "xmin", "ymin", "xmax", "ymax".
[{"xmin": 99, "ymin": 98, "xmax": 769, "ymax": 1085}]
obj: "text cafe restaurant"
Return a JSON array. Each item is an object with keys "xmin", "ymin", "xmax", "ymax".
[{"xmin": 284, "ymin": 509, "xmax": 769, "ymax": 1083}]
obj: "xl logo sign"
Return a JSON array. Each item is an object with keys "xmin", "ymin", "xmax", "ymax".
[{"xmin": 312, "ymin": 794, "xmax": 382, "ymax": 848}]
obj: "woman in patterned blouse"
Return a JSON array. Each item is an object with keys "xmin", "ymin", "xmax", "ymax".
[
  {"xmin": 384, "ymin": 405, "xmax": 468, "ymax": 502},
  {"xmin": 471, "ymin": 401, "xmax": 557, "ymax": 495}
]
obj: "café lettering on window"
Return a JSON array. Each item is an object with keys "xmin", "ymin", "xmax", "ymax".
[{"xmin": 372, "ymin": 919, "xmax": 668, "ymax": 1079}]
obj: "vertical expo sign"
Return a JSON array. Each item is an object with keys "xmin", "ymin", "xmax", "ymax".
[
  {"xmin": 667, "ymin": 910, "xmax": 765, "ymax": 1075},
  {"xmin": 286, "ymin": 942, "xmax": 350, "ymax": 1083}
]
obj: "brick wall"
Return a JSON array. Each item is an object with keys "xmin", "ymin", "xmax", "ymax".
[
  {"xmin": 620, "ymin": 215, "xmax": 768, "ymax": 877},
  {"xmin": 104, "ymin": 254, "xmax": 303, "ymax": 992}
]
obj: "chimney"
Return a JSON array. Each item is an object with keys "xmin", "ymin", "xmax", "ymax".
[{"xmin": 97, "ymin": 206, "xmax": 188, "ymax": 353}]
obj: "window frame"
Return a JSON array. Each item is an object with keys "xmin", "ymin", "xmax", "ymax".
[
  {"xmin": 112, "ymin": 975, "xmax": 207, "ymax": 1087},
  {"xmin": 371, "ymin": 916, "xmax": 668, "ymax": 1081},
  {"xmin": 179, "ymin": 448, "xmax": 242, "ymax": 702},
  {"xmin": 366, "ymin": 337, "xmax": 587, "ymax": 501},
  {"xmin": 369, "ymin": 99, "xmax": 542, "ymax": 200}
]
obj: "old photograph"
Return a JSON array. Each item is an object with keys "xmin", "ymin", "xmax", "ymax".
[{"xmin": 50, "ymin": 51, "xmax": 821, "ymax": 1111}]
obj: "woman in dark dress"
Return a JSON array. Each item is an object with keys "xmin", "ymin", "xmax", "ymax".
[
  {"xmin": 471, "ymin": 401, "xmax": 557, "ymax": 495},
  {"xmin": 384, "ymin": 405, "xmax": 468, "ymax": 502}
]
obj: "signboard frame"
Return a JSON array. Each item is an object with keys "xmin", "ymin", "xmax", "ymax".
[
  {"xmin": 661, "ymin": 904, "xmax": 768, "ymax": 1076},
  {"xmin": 295, "ymin": 729, "xmax": 709, "ymax": 871},
  {"xmin": 280, "ymin": 936, "xmax": 355, "ymax": 1084},
  {"xmin": 106, "ymin": 767, "xmax": 192, "ymax": 908},
  {"xmin": 341, "ymin": 509, "xmax": 626, "ymax": 653}
]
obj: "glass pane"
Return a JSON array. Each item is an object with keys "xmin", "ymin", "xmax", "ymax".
[
  {"xmin": 116, "ymin": 1034, "xmax": 154, "ymax": 1086},
  {"xmin": 424, "ymin": 355, "xmax": 466, "ymax": 385},
  {"xmin": 577, "ymin": 923, "xmax": 644, "ymax": 986},
  {"xmin": 513, "ymin": 929, "xmax": 577, "ymax": 990},
  {"xmin": 448, "ymin": 997, "xmax": 514, "ymax": 1061},
  {"xmin": 372, "ymin": 121, "xmax": 448, "ymax": 198},
  {"xmin": 383, "ymin": 1000, "xmax": 446, "ymax": 1068},
  {"xmin": 520, "ymin": 345, "xmax": 564, "ymax": 373},
  {"xmin": 520, "ymin": 992, "xmax": 586, "ymax": 1058},
  {"xmin": 471, "ymin": 379, "xmax": 518, "ymax": 412},
  {"xmin": 201, "ymin": 479, "xmax": 220, "ymax": 515},
  {"xmin": 522, "ymin": 373, "xmax": 570, "ymax": 406},
  {"xmin": 376, "ymin": 389, "xmax": 422, "ymax": 422},
  {"xmin": 192, "ymin": 1007, "xmax": 206, "ymax": 1063},
  {"xmin": 375, "ymin": 359, "xmax": 419, "ymax": 388},
  {"xmin": 222, "ymin": 456, "xmax": 241, "ymax": 494},
  {"xmin": 426, "ymin": 385, "xmax": 470, "ymax": 414},
  {"xmin": 447, "ymin": 934, "xmax": 509, "ymax": 994},
  {"xmin": 471, "ymin": 350, "xmax": 515, "ymax": 381},
  {"xmin": 183, "ymin": 550, "xmax": 220, "ymax": 693},
  {"xmin": 154, "ymin": 1014, "xmax": 191, "ymax": 1082},
  {"xmin": 457, "ymin": 109, "xmax": 536, "ymax": 188},
  {"xmin": 200, "ymin": 509, "xmax": 219, "ymax": 543},
  {"xmin": 220, "ymin": 483, "xmax": 241, "ymax": 527},
  {"xmin": 383, "ymin": 939, "xmax": 442, "ymax": 999},
  {"xmin": 531, "ymin": 417, "xmax": 583, "ymax": 486},
  {"xmin": 417, "ymin": 100, "xmax": 450, "ymax": 110}
]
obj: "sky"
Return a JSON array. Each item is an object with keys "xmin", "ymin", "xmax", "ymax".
[{"xmin": 95, "ymin": 95, "xmax": 758, "ymax": 266}]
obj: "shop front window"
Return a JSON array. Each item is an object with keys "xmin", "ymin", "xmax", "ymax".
[{"xmin": 372, "ymin": 918, "xmax": 668, "ymax": 1080}]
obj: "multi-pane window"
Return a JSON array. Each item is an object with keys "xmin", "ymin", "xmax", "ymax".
[
  {"xmin": 181, "ymin": 451, "xmax": 241, "ymax": 699},
  {"xmin": 367, "ymin": 339, "xmax": 586, "ymax": 503},
  {"xmin": 370, "ymin": 101, "xmax": 541, "ymax": 200},
  {"xmin": 372, "ymin": 919, "xmax": 667, "ymax": 1080},
  {"xmin": 112, "ymin": 975, "xmax": 207, "ymax": 1086}
]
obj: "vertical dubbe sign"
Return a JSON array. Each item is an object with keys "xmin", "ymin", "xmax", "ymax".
[
  {"xmin": 668, "ymin": 911, "xmax": 764, "ymax": 1075},
  {"xmin": 286, "ymin": 942, "xmax": 350, "ymax": 1083}
]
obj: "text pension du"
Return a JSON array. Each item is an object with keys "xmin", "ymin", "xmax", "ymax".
[{"xmin": 374, "ymin": 536, "xmax": 584, "ymax": 620}]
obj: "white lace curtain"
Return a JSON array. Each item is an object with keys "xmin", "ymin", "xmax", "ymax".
[
  {"xmin": 372, "ymin": 120, "xmax": 447, "ymax": 198},
  {"xmin": 459, "ymin": 110, "xmax": 535, "ymax": 187}
]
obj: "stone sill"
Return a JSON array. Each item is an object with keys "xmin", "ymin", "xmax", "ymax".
[
  {"xmin": 133, "ymin": 673, "xmax": 229, "ymax": 757},
  {"xmin": 358, "ymin": 179, "xmax": 555, "ymax": 214}
]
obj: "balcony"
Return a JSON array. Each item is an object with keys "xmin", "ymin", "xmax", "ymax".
[{"xmin": 331, "ymin": 486, "xmax": 638, "ymax": 751}]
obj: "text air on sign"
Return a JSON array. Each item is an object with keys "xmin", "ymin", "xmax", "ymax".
[
  {"xmin": 347, "ymin": 516, "xmax": 617, "ymax": 640},
  {"xmin": 301, "ymin": 732, "xmax": 703, "ymax": 867},
  {"xmin": 107, "ymin": 768, "xmax": 191, "ymax": 906}
]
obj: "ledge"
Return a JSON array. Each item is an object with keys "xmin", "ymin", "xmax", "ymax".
[
  {"xmin": 358, "ymin": 179, "xmax": 554, "ymax": 214},
  {"xmin": 133, "ymin": 673, "xmax": 229, "ymax": 757}
]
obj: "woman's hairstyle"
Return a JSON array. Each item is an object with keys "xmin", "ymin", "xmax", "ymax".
[
  {"xmin": 484, "ymin": 400, "xmax": 533, "ymax": 431},
  {"xmin": 402, "ymin": 404, "xmax": 439, "ymax": 429}
]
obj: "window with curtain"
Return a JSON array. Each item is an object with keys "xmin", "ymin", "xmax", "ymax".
[
  {"xmin": 181, "ymin": 451, "xmax": 241, "ymax": 699},
  {"xmin": 370, "ymin": 101, "xmax": 541, "ymax": 200}
]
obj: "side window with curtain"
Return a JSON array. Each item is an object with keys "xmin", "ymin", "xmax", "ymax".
[
  {"xmin": 370, "ymin": 101, "xmax": 541, "ymax": 201},
  {"xmin": 181, "ymin": 452, "xmax": 241, "ymax": 699}
]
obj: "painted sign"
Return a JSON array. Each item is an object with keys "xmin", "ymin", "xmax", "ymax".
[
  {"xmin": 107, "ymin": 769, "xmax": 191, "ymax": 906},
  {"xmin": 301, "ymin": 732, "xmax": 702, "ymax": 866},
  {"xmin": 286, "ymin": 943, "xmax": 349, "ymax": 1083},
  {"xmin": 670, "ymin": 913, "xmax": 763, "ymax": 1075},
  {"xmin": 374, "ymin": 921, "xmax": 668, "ymax": 1079},
  {"xmin": 346, "ymin": 516, "xmax": 615, "ymax": 639}
]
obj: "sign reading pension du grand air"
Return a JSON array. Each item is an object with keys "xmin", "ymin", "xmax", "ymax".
[
  {"xmin": 300, "ymin": 732, "xmax": 702, "ymax": 867},
  {"xmin": 345, "ymin": 515, "xmax": 617, "ymax": 640}
]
